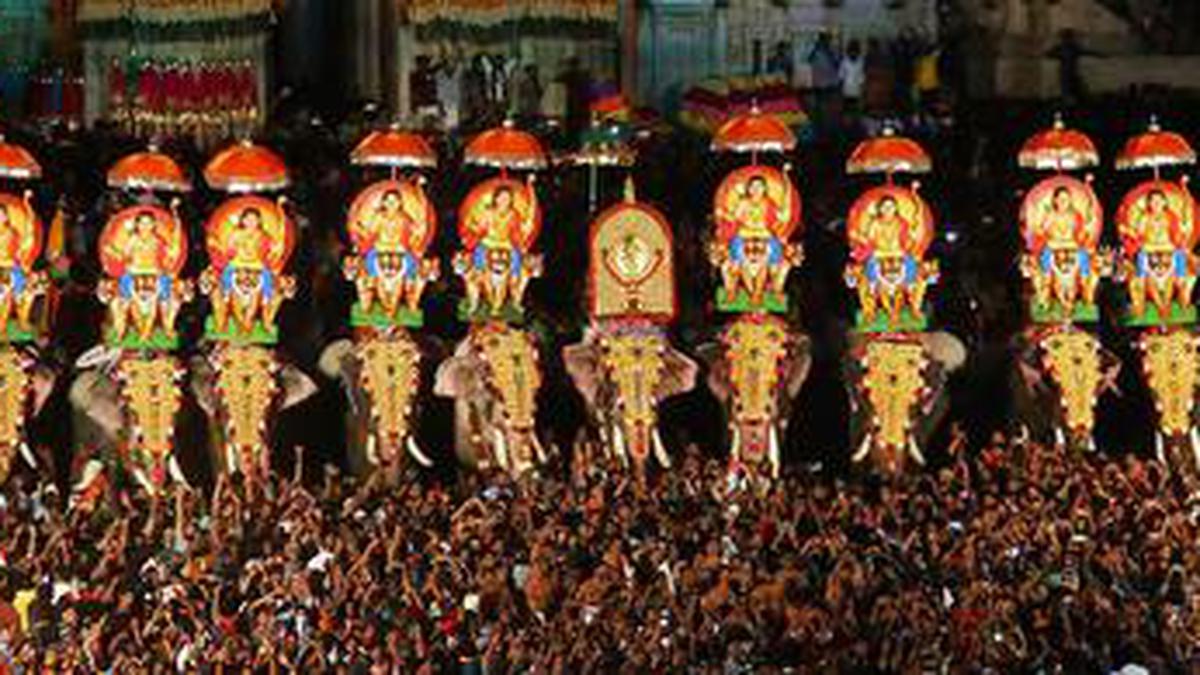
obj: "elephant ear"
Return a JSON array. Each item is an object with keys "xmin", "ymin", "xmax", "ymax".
[
  {"xmin": 68, "ymin": 370, "xmax": 124, "ymax": 438},
  {"xmin": 279, "ymin": 365, "xmax": 318, "ymax": 410},
  {"xmin": 784, "ymin": 334, "xmax": 813, "ymax": 400},
  {"xmin": 694, "ymin": 342, "xmax": 732, "ymax": 404},
  {"xmin": 562, "ymin": 341, "xmax": 604, "ymax": 407},
  {"xmin": 189, "ymin": 355, "xmax": 218, "ymax": 417},
  {"xmin": 30, "ymin": 365, "xmax": 55, "ymax": 417},
  {"xmin": 925, "ymin": 331, "xmax": 967, "ymax": 373},
  {"xmin": 659, "ymin": 346, "xmax": 698, "ymax": 399},
  {"xmin": 318, "ymin": 339, "xmax": 355, "ymax": 380},
  {"xmin": 433, "ymin": 338, "xmax": 480, "ymax": 399}
]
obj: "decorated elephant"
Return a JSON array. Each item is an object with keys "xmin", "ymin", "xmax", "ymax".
[
  {"xmin": 700, "ymin": 316, "xmax": 811, "ymax": 480},
  {"xmin": 845, "ymin": 331, "xmax": 967, "ymax": 474},
  {"xmin": 1136, "ymin": 328, "xmax": 1200, "ymax": 476},
  {"xmin": 69, "ymin": 345, "xmax": 318, "ymax": 490},
  {"xmin": 319, "ymin": 334, "xmax": 435, "ymax": 481},
  {"xmin": 563, "ymin": 327, "xmax": 697, "ymax": 475},
  {"xmin": 1010, "ymin": 326, "xmax": 1118, "ymax": 453},
  {"xmin": 434, "ymin": 323, "xmax": 544, "ymax": 475},
  {"xmin": 189, "ymin": 345, "xmax": 318, "ymax": 482},
  {"xmin": 0, "ymin": 346, "xmax": 56, "ymax": 483}
]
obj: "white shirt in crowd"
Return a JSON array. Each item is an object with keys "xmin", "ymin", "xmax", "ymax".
[{"xmin": 840, "ymin": 54, "xmax": 865, "ymax": 100}]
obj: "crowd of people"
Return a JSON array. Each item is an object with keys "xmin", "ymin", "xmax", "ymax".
[{"xmin": 0, "ymin": 434, "xmax": 1192, "ymax": 671}]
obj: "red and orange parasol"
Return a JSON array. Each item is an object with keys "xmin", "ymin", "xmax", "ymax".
[
  {"xmin": 711, "ymin": 106, "xmax": 796, "ymax": 155},
  {"xmin": 350, "ymin": 127, "xmax": 438, "ymax": 169},
  {"xmin": 1116, "ymin": 119, "xmax": 1195, "ymax": 172},
  {"xmin": 107, "ymin": 146, "xmax": 191, "ymax": 192},
  {"xmin": 846, "ymin": 126, "xmax": 931, "ymax": 176},
  {"xmin": 1018, "ymin": 115, "xmax": 1098, "ymax": 171},
  {"xmin": 0, "ymin": 134, "xmax": 42, "ymax": 181},
  {"xmin": 463, "ymin": 120, "xmax": 547, "ymax": 171},
  {"xmin": 203, "ymin": 139, "xmax": 289, "ymax": 193}
]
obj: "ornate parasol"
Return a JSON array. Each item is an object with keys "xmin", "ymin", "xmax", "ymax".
[
  {"xmin": 463, "ymin": 120, "xmax": 547, "ymax": 171},
  {"xmin": 350, "ymin": 127, "xmax": 438, "ymax": 169},
  {"xmin": 1018, "ymin": 114, "xmax": 1099, "ymax": 171},
  {"xmin": 203, "ymin": 139, "xmax": 290, "ymax": 193},
  {"xmin": 1116, "ymin": 119, "xmax": 1195, "ymax": 172},
  {"xmin": 711, "ymin": 105, "xmax": 796, "ymax": 155},
  {"xmin": 846, "ymin": 126, "xmax": 931, "ymax": 176},
  {"xmin": 107, "ymin": 146, "xmax": 191, "ymax": 192},
  {"xmin": 0, "ymin": 134, "xmax": 42, "ymax": 180},
  {"xmin": 560, "ymin": 118, "xmax": 637, "ymax": 213}
]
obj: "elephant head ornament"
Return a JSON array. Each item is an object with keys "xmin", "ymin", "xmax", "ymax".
[
  {"xmin": 847, "ymin": 332, "xmax": 966, "ymax": 474},
  {"xmin": 189, "ymin": 345, "xmax": 318, "ymax": 483},
  {"xmin": 434, "ymin": 323, "xmax": 543, "ymax": 475},
  {"xmin": 319, "ymin": 335, "xmax": 433, "ymax": 479},
  {"xmin": 564, "ymin": 328, "xmax": 696, "ymax": 474},
  {"xmin": 703, "ymin": 316, "xmax": 811, "ymax": 479}
]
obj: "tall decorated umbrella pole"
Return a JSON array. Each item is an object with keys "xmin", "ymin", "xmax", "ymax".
[
  {"xmin": 71, "ymin": 145, "xmax": 194, "ymax": 496},
  {"xmin": 1014, "ymin": 115, "xmax": 1116, "ymax": 452},
  {"xmin": 434, "ymin": 121, "xmax": 548, "ymax": 477},
  {"xmin": 843, "ymin": 127, "xmax": 965, "ymax": 474},
  {"xmin": 196, "ymin": 140, "xmax": 313, "ymax": 486},
  {"xmin": 0, "ymin": 134, "xmax": 53, "ymax": 485},
  {"xmin": 1113, "ymin": 120, "xmax": 1200, "ymax": 472},
  {"xmin": 319, "ymin": 127, "xmax": 439, "ymax": 482},
  {"xmin": 563, "ymin": 179, "xmax": 696, "ymax": 480},
  {"xmin": 703, "ymin": 106, "xmax": 809, "ymax": 483}
]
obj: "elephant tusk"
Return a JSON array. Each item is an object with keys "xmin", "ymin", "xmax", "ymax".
[
  {"xmin": 1054, "ymin": 426, "xmax": 1066, "ymax": 450},
  {"xmin": 169, "ymin": 456, "xmax": 190, "ymax": 489},
  {"xmin": 406, "ymin": 435, "xmax": 434, "ymax": 468},
  {"xmin": 768, "ymin": 425, "xmax": 781, "ymax": 480},
  {"xmin": 72, "ymin": 459, "xmax": 104, "ymax": 495},
  {"xmin": 531, "ymin": 434, "xmax": 547, "ymax": 465},
  {"xmin": 1017, "ymin": 424, "xmax": 1031, "ymax": 446},
  {"xmin": 1156, "ymin": 431, "xmax": 1166, "ymax": 466},
  {"xmin": 1191, "ymin": 427, "xmax": 1200, "ymax": 474},
  {"xmin": 907, "ymin": 436, "xmax": 926, "ymax": 466},
  {"xmin": 1085, "ymin": 435, "xmax": 1096, "ymax": 454},
  {"xmin": 612, "ymin": 423, "xmax": 628, "ymax": 467},
  {"xmin": 18, "ymin": 443, "xmax": 36, "ymax": 470},
  {"xmin": 852, "ymin": 432, "xmax": 872, "ymax": 463},
  {"xmin": 729, "ymin": 425, "xmax": 742, "ymax": 464},
  {"xmin": 132, "ymin": 468, "xmax": 156, "ymax": 497},
  {"xmin": 366, "ymin": 433, "xmax": 379, "ymax": 467},
  {"xmin": 652, "ymin": 427, "xmax": 671, "ymax": 469},
  {"xmin": 492, "ymin": 427, "xmax": 509, "ymax": 472},
  {"xmin": 225, "ymin": 443, "xmax": 238, "ymax": 476}
]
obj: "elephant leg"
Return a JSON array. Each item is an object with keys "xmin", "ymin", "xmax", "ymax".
[
  {"xmin": 262, "ymin": 295, "xmax": 282, "ymax": 332},
  {"xmin": 356, "ymin": 276, "xmax": 375, "ymax": 314},
  {"xmin": 721, "ymin": 264, "xmax": 739, "ymax": 303},
  {"xmin": 0, "ymin": 296, "xmax": 12, "ymax": 337},
  {"xmin": 1031, "ymin": 272, "xmax": 1050, "ymax": 311},
  {"xmin": 1129, "ymin": 277, "xmax": 1147, "ymax": 317},
  {"xmin": 406, "ymin": 277, "xmax": 427, "ymax": 312},
  {"xmin": 858, "ymin": 281, "xmax": 877, "ymax": 323},
  {"xmin": 748, "ymin": 268, "xmax": 769, "ymax": 306},
  {"xmin": 1179, "ymin": 275, "xmax": 1196, "ymax": 308},
  {"xmin": 211, "ymin": 291, "xmax": 230, "ymax": 333}
]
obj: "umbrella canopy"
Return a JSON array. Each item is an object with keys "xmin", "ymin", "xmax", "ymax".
[
  {"xmin": 561, "ymin": 120, "xmax": 635, "ymax": 167},
  {"xmin": 846, "ymin": 127, "xmax": 931, "ymax": 175},
  {"xmin": 107, "ymin": 147, "xmax": 191, "ymax": 192},
  {"xmin": 1116, "ymin": 120, "xmax": 1195, "ymax": 171},
  {"xmin": 1018, "ymin": 115, "xmax": 1099, "ymax": 171},
  {"xmin": 711, "ymin": 106, "xmax": 796, "ymax": 154},
  {"xmin": 0, "ymin": 134, "xmax": 41, "ymax": 180},
  {"xmin": 350, "ymin": 128, "xmax": 438, "ymax": 169},
  {"xmin": 463, "ymin": 120, "xmax": 547, "ymax": 170},
  {"xmin": 203, "ymin": 140, "xmax": 289, "ymax": 193}
]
